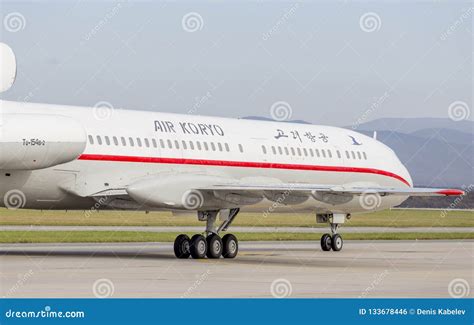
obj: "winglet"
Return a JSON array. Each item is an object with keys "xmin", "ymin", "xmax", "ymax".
[{"xmin": 436, "ymin": 189, "xmax": 465, "ymax": 196}]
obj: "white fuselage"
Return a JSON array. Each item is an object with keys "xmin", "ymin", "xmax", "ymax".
[{"xmin": 0, "ymin": 100, "xmax": 412, "ymax": 213}]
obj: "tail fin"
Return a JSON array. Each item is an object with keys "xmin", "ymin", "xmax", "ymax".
[{"xmin": 0, "ymin": 43, "xmax": 17, "ymax": 93}]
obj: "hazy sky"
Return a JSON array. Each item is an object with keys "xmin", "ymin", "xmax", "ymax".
[{"xmin": 0, "ymin": 1, "xmax": 472, "ymax": 126}]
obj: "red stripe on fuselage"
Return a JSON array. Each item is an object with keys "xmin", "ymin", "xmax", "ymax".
[{"xmin": 77, "ymin": 154, "xmax": 411, "ymax": 187}]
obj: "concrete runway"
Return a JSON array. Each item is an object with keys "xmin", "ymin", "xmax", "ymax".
[{"xmin": 0, "ymin": 240, "xmax": 472, "ymax": 298}]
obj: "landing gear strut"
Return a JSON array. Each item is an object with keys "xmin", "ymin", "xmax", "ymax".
[
  {"xmin": 317, "ymin": 213, "xmax": 347, "ymax": 252},
  {"xmin": 173, "ymin": 208, "xmax": 240, "ymax": 259}
]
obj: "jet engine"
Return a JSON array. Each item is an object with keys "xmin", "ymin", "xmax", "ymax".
[{"xmin": 0, "ymin": 114, "xmax": 87, "ymax": 170}]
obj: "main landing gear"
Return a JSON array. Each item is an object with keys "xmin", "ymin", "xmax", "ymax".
[
  {"xmin": 173, "ymin": 208, "xmax": 240, "ymax": 259},
  {"xmin": 317, "ymin": 213, "xmax": 348, "ymax": 252}
]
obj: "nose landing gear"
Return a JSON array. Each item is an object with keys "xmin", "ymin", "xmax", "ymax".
[{"xmin": 317, "ymin": 213, "xmax": 347, "ymax": 252}]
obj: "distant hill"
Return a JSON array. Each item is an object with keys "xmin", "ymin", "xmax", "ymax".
[
  {"xmin": 398, "ymin": 191, "xmax": 474, "ymax": 210},
  {"xmin": 241, "ymin": 116, "xmax": 312, "ymax": 124},
  {"xmin": 355, "ymin": 130, "xmax": 473, "ymax": 188},
  {"xmin": 352, "ymin": 118, "xmax": 473, "ymax": 188},
  {"xmin": 352, "ymin": 117, "xmax": 473, "ymax": 134},
  {"xmin": 410, "ymin": 128, "xmax": 472, "ymax": 145}
]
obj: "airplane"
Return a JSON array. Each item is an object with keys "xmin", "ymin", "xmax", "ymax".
[{"xmin": 0, "ymin": 43, "xmax": 464, "ymax": 259}]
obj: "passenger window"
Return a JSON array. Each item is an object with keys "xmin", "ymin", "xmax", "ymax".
[
  {"xmin": 337, "ymin": 150, "xmax": 341, "ymax": 159},
  {"xmin": 321, "ymin": 149, "xmax": 326, "ymax": 158},
  {"xmin": 297, "ymin": 148, "xmax": 302, "ymax": 156},
  {"xmin": 351, "ymin": 151, "xmax": 356, "ymax": 159},
  {"xmin": 309, "ymin": 148, "xmax": 314, "ymax": 157},
  {"xmin": 278, "ymin": 146, "xmax": 283, "ymax": 155},
  {"xmin": 167, "ymin": 140, "xmax": 173, "ymax": 149},
  {"xmin": 284, "ymin": 147, "xmax": 289, "ymax": 155},
  {"xmin": 144, "ymin": 138, "xmax": 150, "ymax": 148},
  {"xmin": 272, "ymin": 146, "xmax": 277, "ymax": 155},
  {"xmin": 121, "ymin": 137, "xmax": 126, "ymax": 146},
  {"xmin": 88, "ymin": 135, "xmax": 94, "ymax": 145},
  {"xmin": 225, "ymin": 143, "xmax": 230, "ymax": 152},
  {"xmin": 328, "ymin": 150, "xmax": 332, "ymax": 158},
  {"xmin": 262, "ymin": 146, "xmax": 267, "ymax": 154},
  {"xmin": 152, "ymin": 139, "xmax": 157, "ymax": 148},
  {"xmin": 113, "ymin": 136, "xmax": 118, "ymax": 146},
  {"xmin": 182, "ymin": 140, "xmax": 187, "ymax": 150},
  {"xmin": 303, "ymin": 148, "xmax": 308, "ymax": 156},
  {"xmin": 189, "ymin": 141, "xmax": 195, "ymax": 150},
  {"xmin": 290, "ymin": 148, "xmax": 296, "ymax": 156},
  {"xmin": 203, "ymin": 142, "xmax": 209, "ymax": 151},
  {"xmin": 160, "ymin": 139, "xmax": 165, "ymax": 148},
  {"xmin": 174, "ymin": 140, "xmax": 180, "ymax": 149},
  {"xmin": 345, "ymin": 151, "xmax": 350, "ymax": 159},
  {"xmin": 357, "ymin": 151, "xmax": 362, "ymax": 160},
  {"xmin": 105, "ymin": 136, "xmax": 111, "ymax": 145},
  {"xmin": 363, "ymin": 152, "xmax": 367, "ymax": 160},
  {"xmin": 238, "ymin": 144, "xmax": 243, "ymax": 153},
  {"xmin": 196, "ymin": 141, "xmax": 202, "ymax": 150},
  {"xmin": 136, "ymin": 138, "xmax": 142, "ymax": 147},
  {"xmin": 210, "ymin": 142, "xmax": 216, "ymax": 151},
  {"xmin": 218, "ymin": 143, "xmax": 223, "ymax": 151},
  {"xmin": 315, "ymin": 149, "xmax": 320, "ymax": 158},
  {"xmin": 129, "ymin": 137, "xmax": 134, "ymax": 146}
]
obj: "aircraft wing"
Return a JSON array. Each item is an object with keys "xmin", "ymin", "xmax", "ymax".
[
  {"xmin": 198, "ymin": 183, "xmax": 465, "ymax": 197},
  {"xmin": 82, "ymin": 175, "xmax": 464, "ymax": 210}
]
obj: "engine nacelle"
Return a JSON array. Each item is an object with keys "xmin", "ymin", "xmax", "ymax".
[{"xmin": 0, "ymin": 114, "xmax": 86, "ymax": 170}]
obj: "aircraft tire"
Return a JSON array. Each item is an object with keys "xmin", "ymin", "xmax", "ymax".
[
  {"xmin": 320, "ymin": 233, "xmax": 332, "ymax": 251},
  {"xmin": 222, "ymin": 234, "xmax": 238, "ymax": 258},
  {"xmin": 174, "ymin": 234, "xmax": 191, "ymax": 259},
  {"xmin": 206, "ymin": 234, "xmax": 223, "ymax": 258},
  {"xmin": 190, "ymin": 234, "xmax": 207, "ymax": 259}
]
